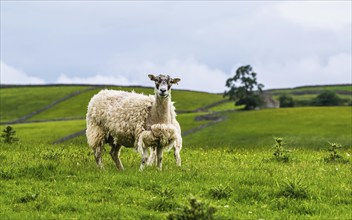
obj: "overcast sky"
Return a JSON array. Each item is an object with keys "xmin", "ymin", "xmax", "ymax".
[{"xmin": 1, "ymin": 1, "xmax": 351, "ymax": 92}]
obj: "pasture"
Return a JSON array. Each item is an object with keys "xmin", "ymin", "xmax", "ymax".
[{"xmin": 0, "ymin": 85, "xmax": 351, "ymax": 219}]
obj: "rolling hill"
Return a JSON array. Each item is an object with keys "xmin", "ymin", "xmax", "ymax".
[{"xmin": 0, "ymin": 84, "xmax": 351, "ymax": 148}]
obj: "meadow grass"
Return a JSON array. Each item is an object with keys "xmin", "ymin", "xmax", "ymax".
[
  {"xmin": 0, "ymin": 86, "xmax": 89, "ymax": 122},
  {"xmin": 0, "ymin": 141, "xmax": 351, "ymax": 219}
]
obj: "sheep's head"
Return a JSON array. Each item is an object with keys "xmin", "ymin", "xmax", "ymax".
[{"xmin": 148, "ymin": 74, "xmax": 181, "ymax": 98}]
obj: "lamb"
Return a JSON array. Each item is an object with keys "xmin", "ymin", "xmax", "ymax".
[
  {"xmin": 138, "ymin": 123, "xmax": 178, "ymax": 170},
  {"xmin": 86, "ymin": 74, "xmax": 182, "ymax": 171}
]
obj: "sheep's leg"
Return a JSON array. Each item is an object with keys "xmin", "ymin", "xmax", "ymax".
[
  {"xmin": 87, "ymin": 123, "xmax": 105, "ymax": 168},
  {"xmin": 139, "ymin": 147, "xmax": 149, "ymax": 171},
  {"xmin": 94, "ymin": 145, "xmax": 103, "ymax": 168},
  {"xmin": 109, "ymin": 144, "xmax": 124, "ymax": 171},
  {"xmin": 156, "ymin": 147, "xmax": 164, "ymax": 171}
]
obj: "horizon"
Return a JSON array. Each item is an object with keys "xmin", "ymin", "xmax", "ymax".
[{"xmin": 1, "ymin": 82, "xmax": 351, "ymax": 94}]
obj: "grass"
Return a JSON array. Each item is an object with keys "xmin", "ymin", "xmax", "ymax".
[
  {"xmin": 268, "ymin": 84, "xmax": 352, "ymax": 105},
  {"xmin": 1, "ymin": 120, "xmax": 86, "ymax": 144},
  {"xmin": 0, "ymin": 86, "xmax": 89, "ymax": 122},
  {"xmin": 184, "ymin": 107, "xmax": 352, "ymax": 149},
  {"xmin": 0, "ymin": 142, "xmax": 351, "ymax": 219}
]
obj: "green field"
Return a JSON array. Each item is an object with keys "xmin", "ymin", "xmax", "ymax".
[
  {"xmin": 0, "ymin": 85, "xmax": 351, "ymax": 219},
  {"xmin": 267, "ymin": 84, "xmax": 352, "ymax": 106}
]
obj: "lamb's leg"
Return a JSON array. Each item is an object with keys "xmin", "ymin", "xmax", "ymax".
[
  {"xmin": 147, "ymin": 148, "xmax": 157, "ymax": 166},
  {"xmin": 174, "ymin": 147, "xmax": 181, "ymax": 167},
  {"xmin": 156, "ymin": 147, "xmax": 163, "ymax": 171},
  {"xmin": 110, "ymin": 144, "xmax": 124, "ymax": 171},
  {"xmin": 174, "ymin": 137, "xmax": 182, "ymax": 166},
  {"xmin": 139, "ymin": 147, "xmax": 149, "ymax": 171}
]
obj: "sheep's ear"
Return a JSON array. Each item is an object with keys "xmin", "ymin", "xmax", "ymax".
[
  {"xmin": 171, "ymin": 78, "xmax": 181, "ymax": 85},
  {"xmin": 148, "ymin": 74, "xmax": 157, "ymax": 81}
]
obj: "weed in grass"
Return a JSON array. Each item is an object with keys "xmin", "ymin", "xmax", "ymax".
[
  {"xmin": 272, "ymin": 137, "xmax": 291, "ymax": 162},
  {"xmin": 0, "ymin": 168, "xmax": 15, "ymax": 180},
  {"xmin": 208, "ymin": 184, "xmax": 233, "ymax": 200},
  {"xmin": 149, "ymin": 187, "xmax": 178, "ymax": 212},
  {"xmin": 168, "ymin": 197, "xmax": 216, "ymax": 220},
  {"xmin": 277, "ymin": 178, "xmax": 309, "ymax": 199},
  {"xmin": 21, "ymin": 163, "xmax": 58, "ymax": 180},
  {"xmin": 41, "ymin": 149, "xmax": 64, "ymax": 160},
  {"xmin": 17, "ymin": 193, "xmax": 39, "ymax": 203},
  {"xmin": 324, "ymin": 142, "xmax": 350, "ymax": 163}
]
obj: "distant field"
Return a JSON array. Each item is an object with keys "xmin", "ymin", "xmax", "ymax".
[
  {"xmin": 0, "ymin": 86, "xmax": 89, "ymax": 122},
  {"xmin": 1, "ymin": 86, "xmax": 223, "ymax": 122},
  {"xmin": 184, "ymin": 107, "xmax": 352, "ymax": 149},
  {"xmin": 267, "ymin": 84, "xmax": 352, "ymax": 105},
  {"xmin": 267, "ymin": 84, "xmax": 352, "ymax": 93}
]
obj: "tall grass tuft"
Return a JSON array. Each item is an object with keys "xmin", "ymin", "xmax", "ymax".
[
  {"xmin": 208, "ymin": 184, "xmax": 233, "ymax": 200},
  {"xmin": 168, "ymin": 197, "xmax": 216, "ymax": 220},
  {"xmin": 277, "ymin": 178, "xmax": 309, "ymax": 199}
]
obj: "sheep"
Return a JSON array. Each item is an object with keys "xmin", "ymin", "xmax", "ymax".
[
  {"xmin": 86, "ymin": 74, "xmax": 182, "ymax": 171},
  {"xmin": 137, "ymin": 123, "xmax": 178, "ymax": 170}
]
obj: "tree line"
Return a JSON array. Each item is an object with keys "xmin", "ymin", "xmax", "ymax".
[{"xmin": 224, "ymin": 65, "xmax": 350, "ymax": 110}]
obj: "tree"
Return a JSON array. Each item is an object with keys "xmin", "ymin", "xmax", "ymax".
[
  {"xmin": 279, "ymin": 94, "xmax": 295, "ymax": 108},
  {"xmin": 311, "ymin": 91, "xmax": 342, "ymax": 106},
  {"xmin": 1, "ymin": 126, "xmax": 19, "ymax": 143},
  {"xmin": 224, "ymin": 65, "xmax": 264, "ymax": 110}
]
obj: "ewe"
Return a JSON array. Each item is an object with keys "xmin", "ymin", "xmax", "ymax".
[{"xmin": 86, "ymin": 74, "xmax": 182, "ymax": 171}]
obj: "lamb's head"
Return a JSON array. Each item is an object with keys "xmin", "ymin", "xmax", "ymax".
[{"xmin": 148, "ymin": 74, "xmax": 181, "ymax": 98}]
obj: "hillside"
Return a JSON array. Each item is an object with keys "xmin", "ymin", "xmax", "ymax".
[
  {"xmin": 266, "ymin": 84, "xmax": 352, "ymax": 106},
  {"xmin": 0, "ymin": 84, "xmax": 351, "ymax": 148}
]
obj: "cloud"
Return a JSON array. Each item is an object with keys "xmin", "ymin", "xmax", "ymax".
[
  {"xmin": 56, "ymin": 74, "xmax": 137, "ymax": 86},
  {"xmin": 275, "ymin": 1, "xmax": 351, "ymax": 30},
  {"xmin": 255, "ymin": 53, "xmax": 352, "ymax": 89},
  {"xmin": 101, "ymin": 58, "xmax": 231, "ymax": 93},
  {"xmin": 0, "ymin": 61, "xmax": 45, "ymax": 84}
]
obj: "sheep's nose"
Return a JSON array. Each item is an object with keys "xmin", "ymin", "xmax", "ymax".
[{"xmin": 160, "ymin": 88, "xmax": 166, "ymax": 93}]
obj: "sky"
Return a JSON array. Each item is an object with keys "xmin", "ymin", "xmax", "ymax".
[{"xmin": 1, "ymin": 1, "xmax": 351, "ymax": 93}]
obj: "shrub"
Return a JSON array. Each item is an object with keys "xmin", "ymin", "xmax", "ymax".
[
  {"xmin": 1, "ymin": 126, "xmax": 19, "ymax": 144},
  {"xmin": 279, "ymin": 94, "xmax": 294, "ymax": 108},
  {"xmin": 324, "ymin": 142, "xmax": 349, "ymax": 163},
  {"xmin": 272, "ymin": 137, "xmax": 291, "ymax": 162},
  {"xmin": 311, "ymin": 91, "xmax": 342, "ymax": 106}
]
